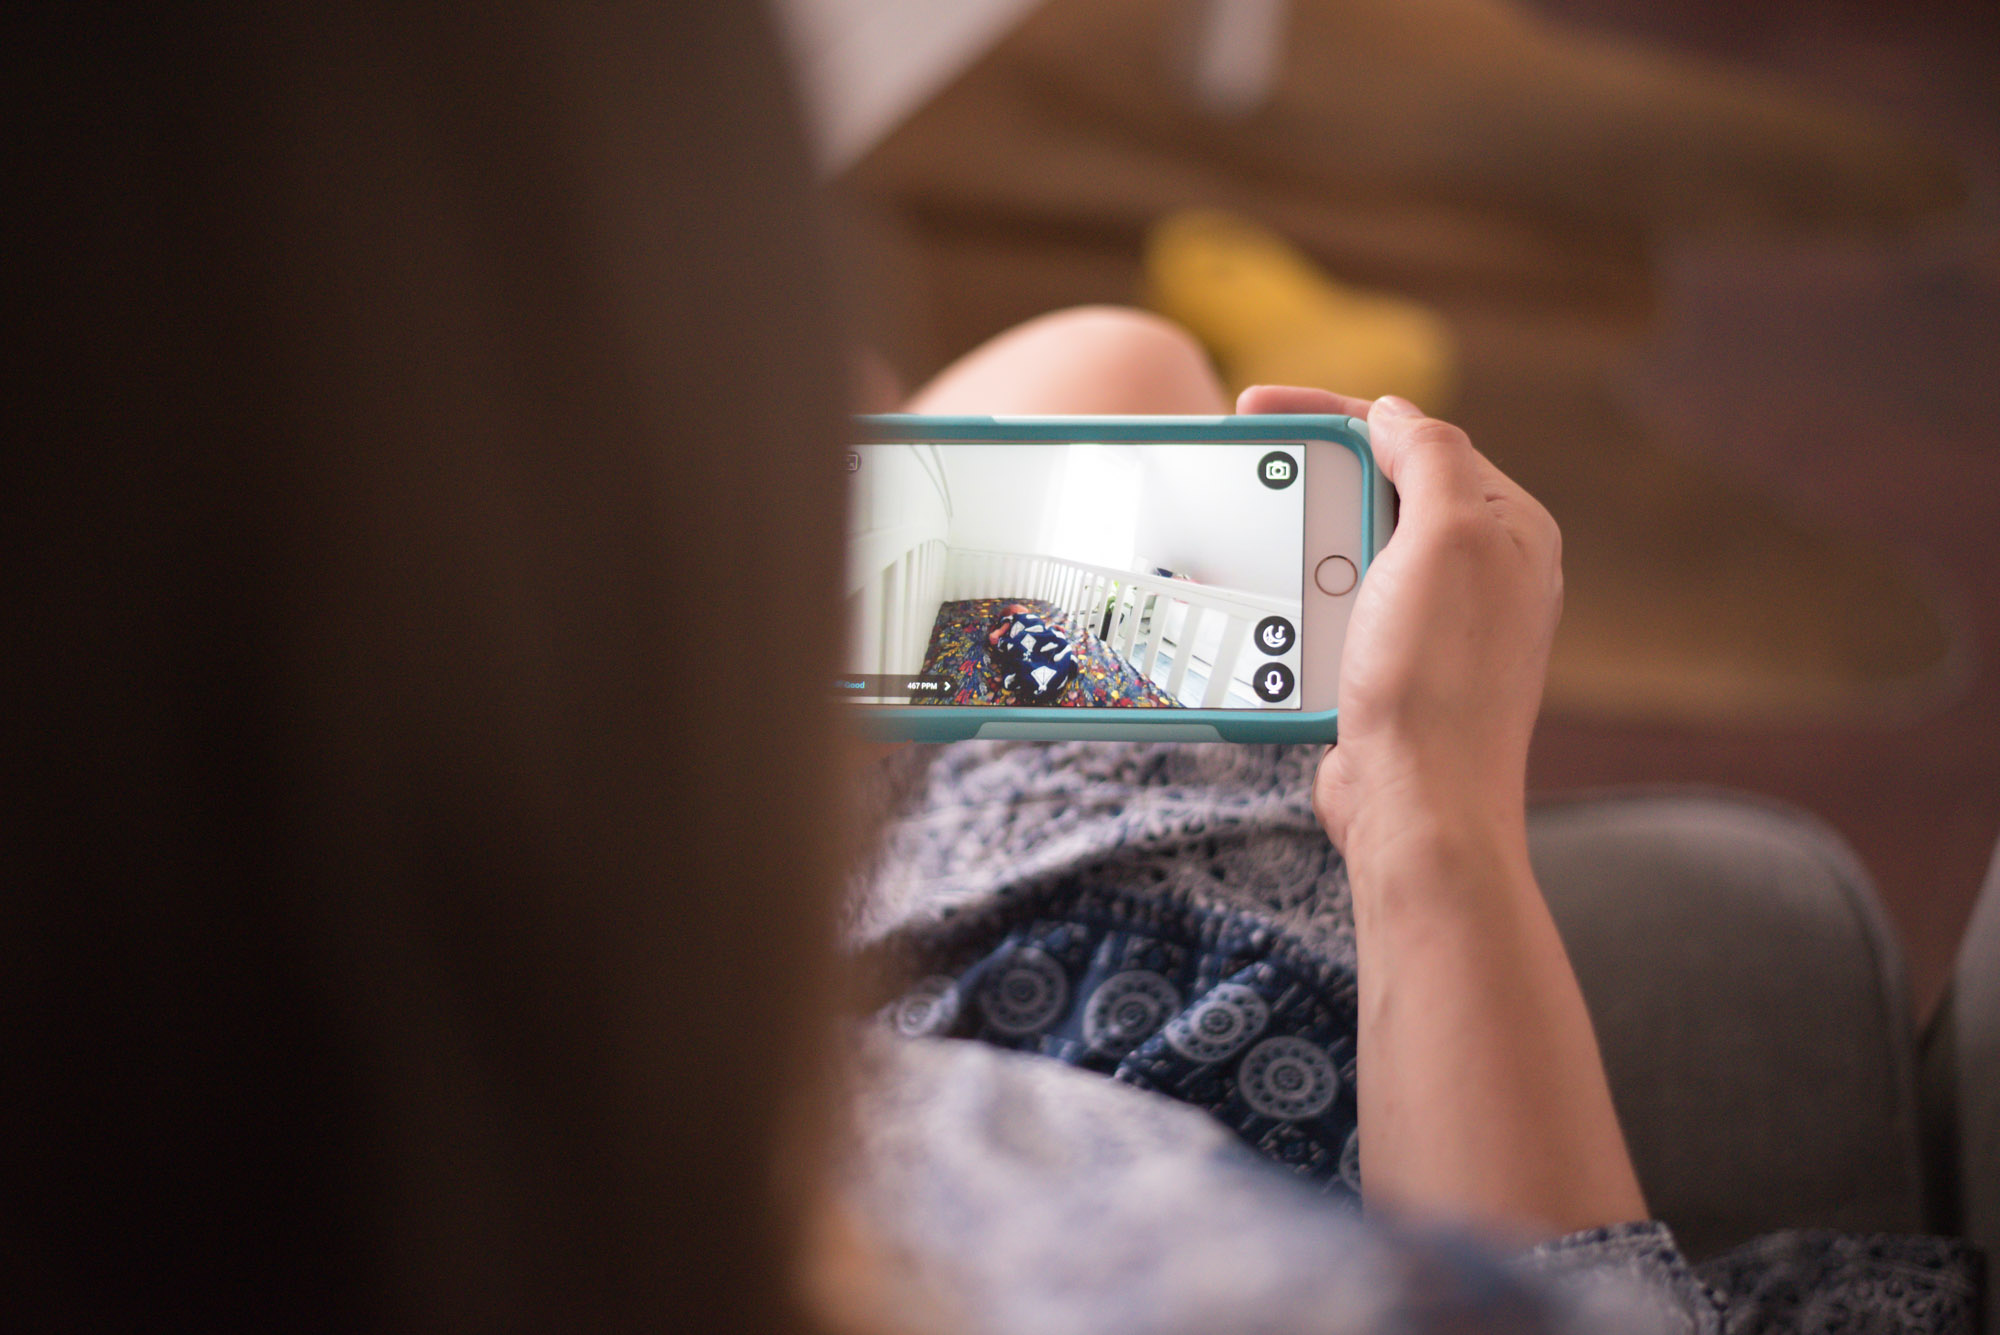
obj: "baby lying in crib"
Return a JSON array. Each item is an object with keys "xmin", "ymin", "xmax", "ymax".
[{"xmin": 986, "ymin": 603, "xmax": 1079, "ymax": 704}]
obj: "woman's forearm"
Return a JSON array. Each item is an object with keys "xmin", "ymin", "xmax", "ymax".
[
  {"xmin": 1243, "ymin": 388, "xmax": 1645, "ymax": 1242},
  {"xmin": 1348, "ymin": 816, "xmax": 1647, "ymax": 1240}
]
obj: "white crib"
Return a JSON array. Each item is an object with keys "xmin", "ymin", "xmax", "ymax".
[
  {"xmin": 943, "ymin": 548, "xmax": 1298, "ymax": 708},
  {"xmin": 845, "ymin": 441, "xmax": 1302, "ymax": 702},
  {"xmin": 847, "ymin": 528, "xmax": 949, "ymax": 678}
]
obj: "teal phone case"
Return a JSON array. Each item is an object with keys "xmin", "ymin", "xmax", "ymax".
[{"xmin": 847, "ymin": 413, "xmax": 1386, "ymax": 743}]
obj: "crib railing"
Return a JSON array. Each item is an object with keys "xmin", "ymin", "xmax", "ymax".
[
  {"xmin": 944, "ymin": 548, "xmax": 1297, "ymax": 707},
  {"xmin": 844, "ymin": 441, "xmax": 954, "ymax": 676},
  {"xmin": 846, "ymin": 525, "xmax": 948, "ymax": 676}
]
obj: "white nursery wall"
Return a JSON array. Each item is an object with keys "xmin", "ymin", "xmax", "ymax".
[
  {"xmin": 935, "ymin": 447, "xmax": 1069, "ymax": 555},
  {"xmin": 932, "ymin": 443, "xmax": 1300, "ymax": 600},
  {"xmin": 1129, "ymin": 446, "xmax": 1300, "ymax": 600}
]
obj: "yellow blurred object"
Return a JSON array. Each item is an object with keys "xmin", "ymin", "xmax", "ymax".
[{"xmin": 1143, "ymin": 209, "xmax": 1460, "ymax": 408}]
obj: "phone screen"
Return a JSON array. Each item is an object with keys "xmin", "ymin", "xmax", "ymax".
[{"xmin": 839, "ymin": 440, "xmax": 1308, "ymax": 710}]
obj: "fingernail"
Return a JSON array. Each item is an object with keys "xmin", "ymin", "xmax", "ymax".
[{"xmin": 1374, "ymin": 395, "xmax": 1422, "ymax": 418}]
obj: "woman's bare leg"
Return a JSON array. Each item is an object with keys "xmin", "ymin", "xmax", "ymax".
[{"xmin": 904, "ymin": 306, "xmax": 1229, "ymax": 416}]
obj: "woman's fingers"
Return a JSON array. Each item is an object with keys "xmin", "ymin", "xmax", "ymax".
[
  {"xmin": 1235, "ymin": 384, "xmax": 1375, "ymax": 418},
  {"xmin": 1234, "ymin": 385, "xmax": 1529, "ymax": 551},
  {"xmin": 1235, "ymin": 386, "xmax": 1488, "ymax": 513},
  {"xmin": 1365, "ymin": 396, "xmax": 1493, "ymax": 515}
]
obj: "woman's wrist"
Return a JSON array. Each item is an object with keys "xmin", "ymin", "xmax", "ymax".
[{"xmin": 1342, "ymin": 797, "xmax": 1535, "ymax": 919}]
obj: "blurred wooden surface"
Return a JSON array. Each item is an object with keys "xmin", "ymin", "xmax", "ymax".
[
  {"xmin": 835, "ymin": 0, "xmax": 2000, "ymax": 1016},
  {"xmin": 1523, "ymin": 0, "xmax": 2000, "ymax": 1019}
]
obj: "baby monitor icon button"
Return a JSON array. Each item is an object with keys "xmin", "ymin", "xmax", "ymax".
[
  {"xmin": 1253, "ymin": 616, "xmax": 1296, "ymax": 656},
  {"xmin": 1252, "ymin": 662, "xmax": 1295, "ymax": 703},
  {"xmin": 1256, "ymin": 450, "xmax": 1298, "ymax": 490}
]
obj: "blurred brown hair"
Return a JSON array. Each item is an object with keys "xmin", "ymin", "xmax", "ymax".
[{"xmin": 4, "ymin": 3, "xmax": 850, "ymax": 1329}]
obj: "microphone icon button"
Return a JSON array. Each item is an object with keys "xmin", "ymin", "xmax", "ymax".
[{"xmin": 1251, "ymin": 662, "xmax": 1295, "ymax": 704}]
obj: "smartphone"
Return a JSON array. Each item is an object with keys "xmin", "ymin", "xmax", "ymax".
[{"xmin": 838, "ymin": 414, "xmax": 1389, "ymax": 742}]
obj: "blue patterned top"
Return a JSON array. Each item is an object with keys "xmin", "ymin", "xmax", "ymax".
[{"xmin": 845, "ymin": 741, "xmax": 1980, "ymax": 1335}]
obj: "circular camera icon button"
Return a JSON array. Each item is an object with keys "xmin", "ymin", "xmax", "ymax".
[
  {"xmin": 1251, "ymin": 661, "xmax": 1295, "ymax": 703},
  {"xmin": 1256, "ymin": 450, "xmax": 1299, "ymax": 491},
  {"xmin": 1253, "ymin": 615, "xmax": 1297, "ymax": 656}
]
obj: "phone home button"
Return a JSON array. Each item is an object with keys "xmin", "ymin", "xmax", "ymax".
[{"xmin": 1314, "ymin": 555, "xmax": 1358, "ymax": 597}]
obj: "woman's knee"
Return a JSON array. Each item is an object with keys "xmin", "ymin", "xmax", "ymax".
[
  {"xmin": 1013, "ymin": 306, "xmax": 1222, "ymax": 405},
  {"xmin": 908, "ymin": 305, "xmax": 1226, "ymax": 415}
]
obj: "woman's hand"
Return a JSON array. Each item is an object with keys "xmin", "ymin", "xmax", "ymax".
[
  {"xmin": 1235, "ymin": 386, "xmax": 1561, "ymax": 869},
  {"xmin": 1238, "ymin": 384, "xmax": 1642, "ymax": 1241}
]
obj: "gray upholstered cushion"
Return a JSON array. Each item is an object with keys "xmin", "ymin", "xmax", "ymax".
[
  {"xmin": 1530, "ymin": 791, "xmax": 1927, "ymax": 1259},
  {"xmin": 1924, "ymin": 837, "xmax": 2000, "ymax": 1330}
]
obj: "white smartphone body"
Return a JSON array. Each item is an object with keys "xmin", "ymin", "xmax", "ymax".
[{"xmin": 839, "ymin": 414, "xmax": 1388, "ymax": 743}]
